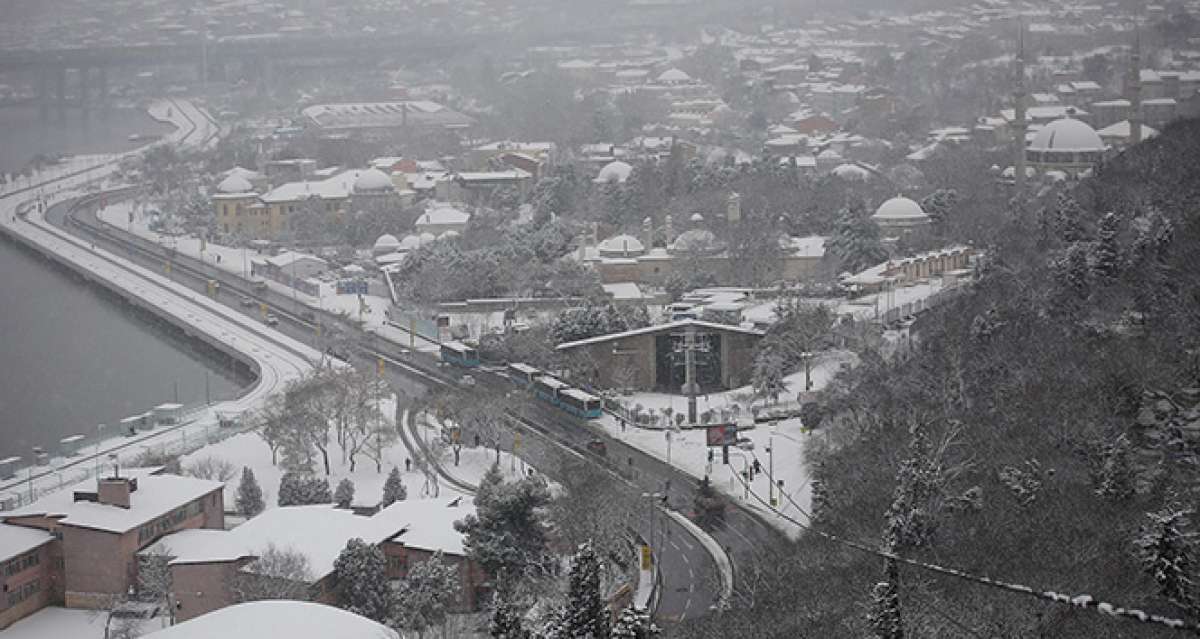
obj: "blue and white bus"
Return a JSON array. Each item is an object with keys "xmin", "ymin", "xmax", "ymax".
[
  {"xmin": 440, "ymin": 341, "xmax": 480, "ymax": 367},
  {"xmin": 533, "ymin": 376, "xmax": 570, "ymax": 405},
  {"xmin": 559, "ymin": 388, "xmax": 603, "ymax": 419},
  {"xmin": 507, "ymin": 362, "xmax": 542, "ymax": 388}
]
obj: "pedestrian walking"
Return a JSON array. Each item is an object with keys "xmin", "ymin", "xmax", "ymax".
[{"xmin": 405, "ymin": 457, "xmax": 411, "ymax": 472}]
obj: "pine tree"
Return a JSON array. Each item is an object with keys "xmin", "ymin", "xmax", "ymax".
[
  {"xmin": 392, "ymin": 552, "xmax": 459, "ymax": 636},
  {"xmin": 827, "ymin": 203, "xmax": 888, "ymax": 273},
  {"xmin": 553, "ymin": 542, "xmax": 610, "ymax": 639},
  {"xmin": 334, "ymin": 478, "xmax": 355, "ymax": 509},
  {"xmin": 1133, "ymin": 505, "xmax": 1197, "ymax": 610},
  {"xmin": 277, "ymin": 472, "xmax": 303, "ymax": 507},
  {"xmin": 235, "ymin": 467, "xmax": 264, "ymax": 516},
  {"xmin": 612, "ymin": 606, "xmax": 660, "ymax": 638},
  {"xmin": 1095, "ymin": 434, "xmax": 1134, "ymax": 501},
  {"xmin": 751, "ymin": 344, "xmax": 788, "ymax": 405},
  {"xmin": 305, "ymin": 477, "xmax": 332, "ymax": 504},
  {"xmin": 866, "ymin": 558, "xmax": 903, "ymax": 639},
  {"xmin": 489, "ymin": 591, "xmax": 527, "ymax": 639},
  {"xmin": 1092, "ymin": 211, "xmax": 1121, "ymax": 283},
  {"xmin": 381, "ymin": 466, "xmax": 407, "ymax": 507},
  {"xmin": 1053, "ymin": 192, "xmax": 1086, "ymax": 243},
  {"xmin": 455, "ymin": 474, "xmax": 552, "ymax": 578},
  {"xmin": 333, "ymin": 538, "xmax": 391, "ymax": 623},
  {"xmin": 1052, "ymin": 243, "xmax": 1091, "ymax": 306}
]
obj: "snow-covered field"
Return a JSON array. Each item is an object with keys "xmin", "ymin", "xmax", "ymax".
[
  {"xmin": 0, "ymin": 607, "xmax": 159, "ymax": 639},
  {"xmin": 596, "ymin": 350, "xmax": 857, "ymax": 539}
]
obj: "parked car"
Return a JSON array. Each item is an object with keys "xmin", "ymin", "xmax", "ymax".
[
  {"xmin": 264, "ymin": 313, "xmax": 279, "ymax": 326},
  {"xmin": 459, "ymin": 374, "xmax": 476, "ymax": 387},
  {"xmin": 239, "ymin": 296, "xmax": 255, "ymax": 308}
]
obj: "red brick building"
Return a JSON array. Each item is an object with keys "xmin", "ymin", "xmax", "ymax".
[
  {"xmin": 151, "ymin": 498, "xmax": 482, "ymax": 622},
  {"xmin": 0, "ymin": 524, "xmax": 55, "ymax": 630},
  {"xmin": 0, "ymin": 468, "xmax": 224, "ymax": 624}
]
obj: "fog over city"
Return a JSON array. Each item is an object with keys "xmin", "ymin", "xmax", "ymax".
[{"xmin": 0, "ymin": 0, "xmax": 1198, "ymax": 637}]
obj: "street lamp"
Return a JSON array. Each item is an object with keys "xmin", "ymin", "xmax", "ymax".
[
  {"xmin": 800, "ymin": 351, "xmax": 813, "ymax": 392},
  {"xmin": 641, "ymin": 491, "xmax": 662, "ymax": 568}
]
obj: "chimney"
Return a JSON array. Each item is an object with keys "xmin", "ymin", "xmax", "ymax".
[
  {"xmin": 665, "ymin": 215, "xmax": 675, "ymax": 244},
  {"xmin": 726, "ymin": 192, "xmax": 741, "ymax": 224},
  {"xmin": 98, "ymin": 477, "xmax": 137, "ymax": 509},
  {"xmin": 642, "ymin": 217, "xmax": 653, "ymax": 251},
  {"xmin": 591, "ymin": 221, "xmax": 599, "ymax": 246}
]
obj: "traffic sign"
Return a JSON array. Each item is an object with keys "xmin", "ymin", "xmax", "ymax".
[{"xmin": 641, "ymin": 544, "xmax": 652, "ymax": 570}]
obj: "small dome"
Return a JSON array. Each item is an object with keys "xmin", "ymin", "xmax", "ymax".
[
  {"xmin": 398, "ymin": 234, "xmax": 423, "ymax": 250},
  {"xmin": 1044, "ymin": 169, "xmax": 1069, "ymax": 183},
  {"xmin": 373, "ymin": 234, "xmax": 401, "ymax": 253},
  {"xmin": 419, "ymin": 232, "xmax": 437, "ymax": 244},
  {"xmin": 439, "ymin": 230, "xmax": 461, "ymax": 240},
  {"xmin": 817, "ymin": 148, "xmax": 842, "ymax": 160},
  {"xmin": 354, "ymin": 167, "xmax": 393, "ymax": 192},
  {"xmin": 217, "ymin": 174, "xmax": 254, "ymax": 194},
  {"xmin": 670, "ymin": 228, "xmax": 723, "ymax": 253},
  {"xmin": 689, "ymin": 212, "xmax": 705, "ymax": 223},
  {"xmin": 657, "ymin": 68, "xmax": 691, "ymax": 83},
  {"xmin": 598, "ymin": 233, "xmax": 645, "ymax": 257},
  {"xmin": 595, "ymin": 160, "xmax": 633, "ymax": 184},
  {"xmin": 872, "ymin": 196, "xmax": 927, "ymax": 221},
  {"xmin": 832, "ymin": 163, "xmax": 871, "ymax": 180},
  {"xmin": 1028, "ymin": 117, "xmax": 1104, "ymax": 153}
]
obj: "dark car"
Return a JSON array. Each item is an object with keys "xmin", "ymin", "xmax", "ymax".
[{"xmin": 586, "ymin": 439, "xmax": 608, "ymax": 457}]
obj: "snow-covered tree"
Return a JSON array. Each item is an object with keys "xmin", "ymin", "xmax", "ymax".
[
  {"xmin": 1053, "ymin": 191, "xmax": 1086, "ymax": 243},
  {"xmin": 611, "ymin": 606, "xmax": 660, "ymax": 638},
  {"xmin": 1133, "ymin": 504, "xmax": 1197, "ymax": 610},
  {"xmin": 1093, "ymin": 433, "xmax": 1134, "ymax": 501},
  {"xmin": 489, "ymin": 591, "xmax": 527, "ymax": 639},
  {"xmin": 230, "ymin": 544, "xmax": 312, "ymax": 602},
  {"xmin": 392, "ymin": 552, "xmax": 459, "ymax": 636},
  {"xmin": 381, "ymin": 466, "xmax": 407, "ymax": 507},
  {"xmin": 551, "ymin": 542, "xmax": 610, "ymax": 639},
  {"xmin": 455, "ymin": 472, "xmax": 552, "ymax": 579},
  {"xmin": 236, "ymin": 466, "xmax": 264, "ymax": 517},
  {"xmin": 866, "ymin": 558, "xmax": 903, "ymax": 639},
  {"xmin": 334, "ymin": 478, "xmax": 355, "ymax": 509},
  {"xmin": 751, "ymin": 346, "xmax": 788, "ymax": 404},
  {"xmin": 333, "ymin": 538, "xmax": 391, "ymax": 623},
  {"xmin": 826, "ymin": 202, "xmax": 887, "ymax": 273},
  {"xmin": 1092, "ymin": 211, "xmax": 1121, "ymax": 283},
  {"xmin": 919, "ymin": 188, "xmax": 958, "ymax": 228},
  {"xmin": 1052, "ymin": 243, "xmax": 1091, "ymax": 306},
  {"xmin": 278, "ymin": 473, "xmax": 332, "ymax": 506}
]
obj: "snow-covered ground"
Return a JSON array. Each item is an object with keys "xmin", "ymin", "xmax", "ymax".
[
  {"xmin": 596, "ymin": 350, "xmax": 857, "ymax": 539},
  {"xmin": 94, "ymin": 199, "xmax": 442, "ymax": 355},
  {"xmin": 0, "ymin": 607, "xmax": 159, "ymax": 639}
]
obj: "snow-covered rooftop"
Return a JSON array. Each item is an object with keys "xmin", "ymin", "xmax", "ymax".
[
  {"xmin": 4, "ymin": 469, "xmax": 222, "ymax": 534},
  {"xmin": 151, "ymin": 498, "xmax": 473, "ymax": 578},
  {"xmin": 141, "ymin": 601, "xmax": 399, "ymax": 639},
  {"xmin": 0, "ymin": 523, "xmax": 54, "ymax": 560},
  {"xmin": 557, "ymin": 319, "xmax": 764, "ymax": 350}
]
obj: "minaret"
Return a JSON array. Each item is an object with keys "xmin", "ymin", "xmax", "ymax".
[
  {"xmin": 1129, "ymin": 24, "xmax": 1143, "ymax": 145},
  {"xmin": 1013, "ymin": 17, "xmax": 1029, "ymax": 194}
]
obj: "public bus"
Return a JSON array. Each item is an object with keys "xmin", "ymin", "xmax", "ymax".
[
  {"xmin": 507, "ymin": 362, "xmax": 542, "ymax": 388},
  {"xmin": 559, "ymin": 388, "xmax": 603, "ymax": 419},
  {"xmin": 532, "ymin": 376, "xmax": 570, "ymax": 405},
  {"xmin": 440, "ymin": 341, "xmax": 480, "ymax": 367}
]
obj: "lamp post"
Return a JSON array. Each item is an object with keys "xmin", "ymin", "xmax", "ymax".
[
  {"xmin": 642, "ymin": 492, "xmax": 661, "ymax": 568},
  {"xmin": 800, "ymin": 351, "xmax": 813, "ymax": 392}
]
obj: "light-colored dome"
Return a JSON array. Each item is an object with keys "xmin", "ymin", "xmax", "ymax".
[
  {"xmin": 670, "ymin": 228, "xmax": 723, "ymax": 253},
  {"xmin": 689, "ymin": 212, "xmax": 705, "ymax": 223},
  {"xmin": 419, "ymin": 232, "xmax": 437, "ymax": 243},
  {"xmin": 817, "ymin": 148, "xmax": 842, "ymax": 160},
  {"xmin": 354, "ymin": 167, "xmax": 393, "ymax": 192},
  {"xmin": 1028, "ymin": 117, "xmax": 1104, "ymax": 153},
  {"xmin": 1044, "ymin": 169, "xmax": 1069, "ymax": 183},
  {"xmin": 597, "ymin": 233, "xmax": 645, "ymax": 257},
  {"xmin": 398, "ymin": 234, "xmax": 423, "ymax": 250},
  {"xmin": 216, "ymin": 174, "xmax": 254, "ymax": 194},
  {"xmin": 439, "ymin": 230, "xmax": 461, "ymax": 240},
  {"xmin": 872, "ymin": 196, "xmax": 927, "ymax": 221},
  {"xmin": 595, "ymin": 160, "xmax": 633, "ymax": 184},
  {"xmin": 373, "ymin": 233, "xmax": 400, "ymax": 252},
  {"xmin": 657, "ymin": 68, "xmax": 691, "ymax": 83},
  {"xmin": 224, "ymin": 166, "xmax": 260, "ymax": 181},
  {"xmin": 832, "ymin": 163, "xmax": 871, "ymax": 180}
]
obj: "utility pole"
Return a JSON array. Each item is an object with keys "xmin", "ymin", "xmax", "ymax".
[
  {"xmin": 673, "ymin": 324, "xmax": 709, "ymax": 424},
  {"xmin": 1013, "ymin": 16, "xmax": 1028, "ymax": 195}
]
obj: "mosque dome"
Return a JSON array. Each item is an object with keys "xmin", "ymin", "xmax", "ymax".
[
  {"xmin": 373, "ymin": 234, "xmax": 401, "ymax": 254},
  {"xmin": 872, "ymin": 196, "xmax": 929, "ymax": 225},
  {"xmin": 670, "ymin": 228, "xmax": 723, "ymax": 254},
  {"xmin": 597, "ymin": 233, "xmax": 645, "ymax": 257},
  {"xmin": 353, "ymin": 167, "xmax": 394, "ymax": 192},
  {"xmin": 595, "ymin": 160, "xmax": 634, "ymax": 184},
  {"xmin": 1028, "ymin": 116, "xmax": 1104, "ymax": 153},
  {"xmin": 657, "ymin": 68, "xmax": 691, "ymax": 83},
  {"xmin": 832, "ymin": 163, "xmax": 871, "ymax": 181},
  {"xmin": 398, "ymin": 234, "xmax": 423, "ymax": 251}
]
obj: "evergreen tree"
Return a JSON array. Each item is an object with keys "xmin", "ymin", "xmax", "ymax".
[
  {"xmin": 333, "ymin": 538, "xmax": 391, "ymax": 623},
  {"xmin": 236, "ymin": 467, "xmax": 264, "ymax": 517},
  {"xmin": 454, "ymin": 474, "xmax": 552, "ymax": 579},
  {"xmin": 1092, "ymin": 211, "xmax": 1121, "ymax": 283},
  {"xmin": 392, "ymin": 552, "xmax": 459, "ymax": 636},
  {"xmin": 305, "ymin": 477, "xmax": 332, "ymax": 504},
  {"xmin": 1133, "ymin": 504, "xmax": 1196, "ymax": 610},
  {"xmin": 277, "ymin": 472, "xmax": 304, "ymax": 507},
  {"xmin": 489, "ymin": 590, "xmax": 527, "ymax": 639},
  {"xmin": 827, "ymin": 203, "xmax": 887, "ymax": 273},
  {"xmin": 751, "ymin": 345, "xmax": 788, "ymax": 404},
  {"xmin": 381, "ymin": 466, "xmax": 407, "ymax": 507},
  {"xmin": 334, "ymin": 478, "xmax": 355, "ymax": 509},
  {"xmin": 1094, "ymin": 434, "xmax": 1134, "ymax": 501},
  {"xmin": 611, "ymin": 606, "xmax": 660, "ymax": 638},
  {"xmin": 1052, "ymin": 243, "xmax": 1091, "ymax": 306},
  {"xmin": 918, "ymin": 188, "xmax": 958, "ymax": 228},
  {"xmin": 553, "ymin": 542, "xmax": 610, "ymax": 639},
  {"xmin": 1053, "ymin": 192, "xmax": 1086, "ymax": 243},
  {"xmin": 866, "ymin": 558, "xmax": 903, "ymax": 639}
]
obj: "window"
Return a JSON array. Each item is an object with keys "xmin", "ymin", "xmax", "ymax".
[{"xmin": 6, "ymin": 578, "xmax": 39, "ymax": 606}]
